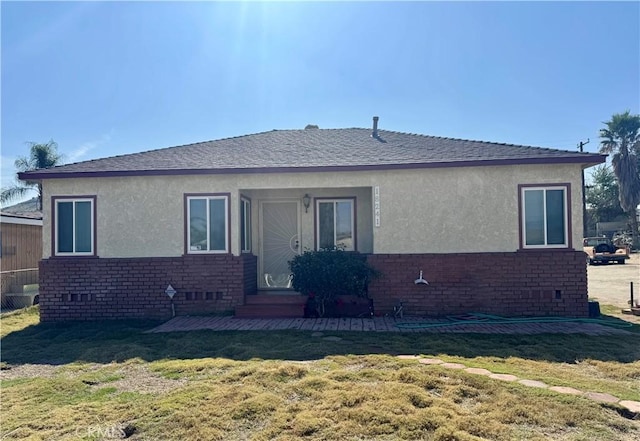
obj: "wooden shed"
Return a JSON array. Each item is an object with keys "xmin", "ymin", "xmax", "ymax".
[{"xmin": 1, "ymin": 213, "xmax": 43, "ymax": 304}]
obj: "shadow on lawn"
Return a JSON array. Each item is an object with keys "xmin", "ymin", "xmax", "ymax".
[{"xmin": 1, "ymin": 315, "xmax": 639, "ymax": 366}]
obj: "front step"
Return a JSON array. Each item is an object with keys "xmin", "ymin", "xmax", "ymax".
[
  {"xmin": 245, "ymin": 293, "xmax": 306, "ymax": 304},
  {"xmin": 236, "ymin": 294, "xmax": 307, "ymax": 318}
]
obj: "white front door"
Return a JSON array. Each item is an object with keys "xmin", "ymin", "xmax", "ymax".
[{"xmin": 259, "ymin": 200, "xmax": 300, "ymax": 289}]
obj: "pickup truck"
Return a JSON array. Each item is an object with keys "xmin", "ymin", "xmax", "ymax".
[{"xmin": 583, "ymin": 237, "xmax": 630, "ymax": 265}]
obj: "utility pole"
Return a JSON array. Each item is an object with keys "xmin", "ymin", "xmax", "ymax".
[{"xmin": 578, "ymin": 139, "xmax": 590, "ymax": 237}]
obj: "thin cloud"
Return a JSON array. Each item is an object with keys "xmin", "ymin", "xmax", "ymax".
[
  {"xmin": 67, "ymin": 133, "xmax": 112, "ymax": 163},
  {"xmin": 67, "ymin": 143, "xmax": 95, "ymax": 163}
]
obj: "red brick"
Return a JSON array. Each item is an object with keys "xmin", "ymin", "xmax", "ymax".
[
  {"xmin": 39, "ymin": 254, "xmax": 258, "ymax": 322},
  {"xmin": 367, "ymin": 251, "xmax": 587, "ymax": 318}
]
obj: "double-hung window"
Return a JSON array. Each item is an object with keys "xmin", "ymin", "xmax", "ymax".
[
  {"xmin": 186, "ymin": 194, "xmax": 229, "ymax": 253},
  {"xmin": 240, "ymin": 197, "xmax": 251, "ymax": 253},
  {"xmin": 54, "ymin": 197, "xmax": 95, "ymax": 256},
  {"xmin": 520, "ymin": 185, "xmax": 569, "ymax": 248},
  {"xmin": 316, "ymin": 198, "xmax": 355, "ymax": 251}
]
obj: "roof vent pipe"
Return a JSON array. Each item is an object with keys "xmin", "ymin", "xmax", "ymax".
[{"xmin": 372, "ymin": 116, "xmax": 379, "ymax": 137}]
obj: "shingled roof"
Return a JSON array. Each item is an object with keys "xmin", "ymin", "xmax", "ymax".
[{"xmin": 20, "ymin": 128, "xmax": 606, "ymax": 179}]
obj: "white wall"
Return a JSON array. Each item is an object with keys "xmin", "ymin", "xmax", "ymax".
[{"xmin": 41, "ymin": 163, "xmax": 584, "ymax": 258}]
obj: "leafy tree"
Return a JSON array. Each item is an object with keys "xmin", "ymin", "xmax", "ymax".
[
  {"xmin": 585, "ymin": 165, "xmax": 626, "ymax": 223},
  {"xmin": 1, "ymin": 140, "xmax": 63, "ymax": 210},
  {"xmin": 599, "ymin": 110, "xmax": 640, "ymax": 249}
]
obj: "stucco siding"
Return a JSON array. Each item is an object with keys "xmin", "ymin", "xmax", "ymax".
[
  {"xmin": 240, "ymin": 187, "xmax": 373, "ymax": 254},
  {"xmin": 372, "ymin": 164, "xmax": 583, "ymax": 253},
  {"xmin": 41, "ymin": 163, "xmax": 584, "ymax": 258}
]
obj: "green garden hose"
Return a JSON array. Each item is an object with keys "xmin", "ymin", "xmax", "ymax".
[{"xmin": 395, "ymin": 312, "xmax": 634, "ymax": 330}]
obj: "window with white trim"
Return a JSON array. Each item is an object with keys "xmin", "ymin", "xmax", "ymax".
[
  {"xmin": 317, "ymin": 199, "xmax": 355, "ymax": 251},
  {"xmin": 187, "ymin": 195, "xmax": 229, "ymax": 253},
  {"xmin": 240, "ymin": 197, "xmax": 251, "ymax": 253},
  {"xmin": 521, "ymin": 186, "xmax": 568, "ymax": 248},
  {"xmin": 55, "ymin": 198, "xmax": 95, "ymax": 256}
]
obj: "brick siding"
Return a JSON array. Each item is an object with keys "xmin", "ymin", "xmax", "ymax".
[
  {"xmin": 367, "ymin": 251, "xmax": 588, "ymax": 317},
  {"xmin": 39, "ymin": 254, "xmax": 257, "ymax": 322},
  {"xmin": 38, "ymin": 250, "xmax": 587, "ymax": 321}
]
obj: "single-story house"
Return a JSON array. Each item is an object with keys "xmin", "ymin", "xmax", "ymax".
[{"xmin": 20, "ymin": 118, "xmax": 605, "ymax": 322}]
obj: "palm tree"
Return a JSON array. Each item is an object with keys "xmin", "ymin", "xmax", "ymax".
[
  {"xmin": 1, "ymin": 140, "xmax": 63, "ymax": 210},
  {"xmin": 599, "ymin": 110, "xmax": 640, "ymax": 249}
]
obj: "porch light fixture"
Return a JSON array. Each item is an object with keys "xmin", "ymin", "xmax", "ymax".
[{"xmin": 302, "ymin": 194, "xmax": 311, "ymax": 213}]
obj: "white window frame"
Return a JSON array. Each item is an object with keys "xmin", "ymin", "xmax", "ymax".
[
  {"xmin": 520, "ymin": 185, "xmax": 569, "ymax": 249},
  {"xmin": 240, "ymin": 197, "xmax": 251, "ymax": 253},
  {"xmin": 316, "ymin": 198, "xmax": 356, "ymax": 251},
  {"xmin": 54, "ymin": 197, "xmax": 95, "ymax": 256},
  {"xmin": 186, "ymin": 195, "xmax": 229, "ymax": 254}
]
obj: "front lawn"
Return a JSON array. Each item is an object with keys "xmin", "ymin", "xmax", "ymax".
[{"xmin": 1, "ymin": 307, "xmax": 638, "ymax": 440}]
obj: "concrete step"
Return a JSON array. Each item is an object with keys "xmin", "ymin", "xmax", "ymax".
[{"xmin": 245, "ymin": 294, "xmax": 306, "ymax": 305}]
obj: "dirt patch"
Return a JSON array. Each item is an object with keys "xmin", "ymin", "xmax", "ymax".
[
  {"xmin": 99, "ymin": 364, "xmax": 188, "ymax": 394},
  {"xmin": 0, "ymin": 363, "xmax": 59, "ymax": 380},
  {"xmin": 0, "ymin": 362, "xmax": 187, "ymax": 394}
]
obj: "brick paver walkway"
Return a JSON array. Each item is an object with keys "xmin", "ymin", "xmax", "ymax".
[{"xmin": 148, "ymin": 315, "xmax": 630, "ymax": 335}]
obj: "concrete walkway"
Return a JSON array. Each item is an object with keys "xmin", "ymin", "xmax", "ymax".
[
  {"xmin": 396, "ymin": 354, "xmax": 640, "ymax": 416},
  {"xmin": 148, "ymin": 315, "xmax": 630, "ymax": 335}
]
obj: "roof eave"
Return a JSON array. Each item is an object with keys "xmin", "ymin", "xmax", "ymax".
[{"xmin": 19, "ymin": 155, "xmax": 608, "ymax": 180}]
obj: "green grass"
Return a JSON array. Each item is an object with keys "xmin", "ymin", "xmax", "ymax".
[{"xmin": 1, "ymin": 307, "xmax": 639, "ymax": 440}]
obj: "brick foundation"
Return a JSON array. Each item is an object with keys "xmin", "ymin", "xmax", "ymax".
[
  {"xmin": 39, "ymin": 250, "xmax": 588, "ymax": 322},
  {"xmin": 39, "ymin": 254, "xmax": 257, "ymax": 322},
  {"xmin": 367, "ymin": 251, "xmax": 588, "ymax": 317}
]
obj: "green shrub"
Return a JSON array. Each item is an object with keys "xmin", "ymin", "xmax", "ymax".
[{"xmin": 288, "ymin": 248, "xmax": 381, "ymax": 316}]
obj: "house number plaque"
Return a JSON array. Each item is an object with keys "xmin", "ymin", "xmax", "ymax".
[{"xmin": 374, "ymin": 186, "xmax": 381, "ymax": 227}]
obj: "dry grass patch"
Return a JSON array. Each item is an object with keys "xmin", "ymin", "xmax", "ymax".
[
  {"xmin": 1, "ymin": 308, "xmax": 639, "ymax": 440},
  {"xmin": 441, "ymin": 355, "xmax": 640, "ymax": 401},
  {"xmin": 0, "ymin": 305, "xmax": 39, "ymax": 337}
]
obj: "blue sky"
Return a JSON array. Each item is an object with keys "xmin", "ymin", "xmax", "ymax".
[{"xmin": 2, "ymin": 1, "xmax": 639, "ymax": 201}]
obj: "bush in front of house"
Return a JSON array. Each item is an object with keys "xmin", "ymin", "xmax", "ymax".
[{"xmin": 289, "ymin": 248, "xmax": 381, "ymax": 317}]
